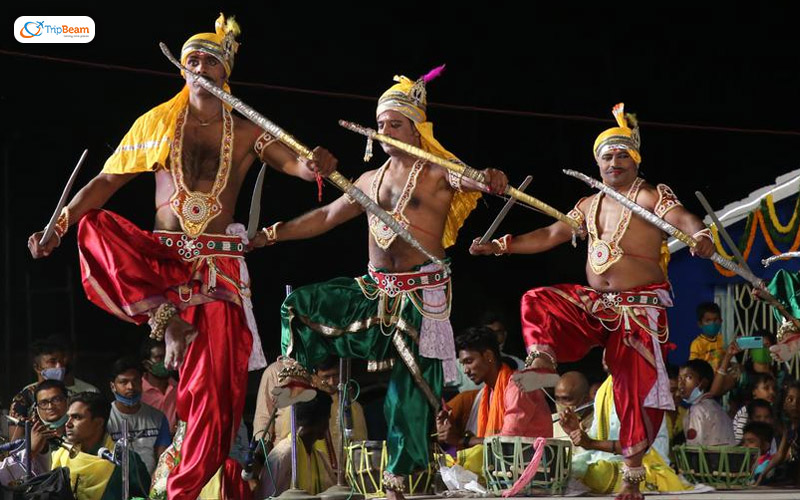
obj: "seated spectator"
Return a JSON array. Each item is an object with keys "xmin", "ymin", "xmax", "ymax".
[
  {"xmin": 746, "ymin": 398, "xmax": 778, "ymax": 454},
  {"xmin": 742, "ymin": 421, "xmax": 774, "ymax": 483},
  {"xmin": 449, "ymin": 310, "xmax": 525, "ymax": 393},
  {"xmin": 759, "ymin": 380, "xmax": 800, "ymax": 486},
  {"xmin": 665, "ymin": 364, "xmax": 687, "ymax": 448},
  {"xmin": 106, "ymin": 357, "xmax": 171, "ymax": 475},
  {"xmin": 55, "ymin": 392, "xmax": 150, "ymax": 499},
  {"xmin": 274, "ymin": 355, "xmax": 368, "ymax": 471},
  {"xmin": 732, "ymin": 372, "xmax": 776, "ymax": 441},
  {"xmin": 436, "ymin": 326, "xmax": 551, "ymax": 467},
  {"xmin": 689, "ymin": 302, "xmax": 725, "ymax": 369},
  {"xmin": 261, "ymin": 393, "xmax": 335, "ymax": 496},
  {"xmin": 9, "ymin": 336, "xmax": 98, "ymax": 439},
  {"xmin": 563, "ymin": 375, "xmax": 691, "ymax": 494},
  {"xmin": 679, "ymin": 359, "xmax": 736, "ymax": 446},
  {"xmin": 140, "ymin": 338, "xmax": 178, "ymax": 434},
  {"xmin": 552, "ymin": 371, "xmax": 594, "ymax": 449},
  {"xmin": 0, "ymin": 380, "xmax": 70, "ymax": 487}
]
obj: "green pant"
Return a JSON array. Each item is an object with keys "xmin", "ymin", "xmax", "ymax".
[{"xmin": 281, "ymin": 274, "xmax": 443, "ymax": 476}]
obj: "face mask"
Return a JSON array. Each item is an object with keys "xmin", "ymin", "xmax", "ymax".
[
  {"xmin": 700, "ymin": 323, "xmax": 721, "ymax": 336},
  {"xmin": 113, "ymin": 391, "xmax": 141, "ymax": 407},
  {"xmin": 149, "ymin": 361, "xmax": 171, "ymax": 379},
  {"xmin": 750, "ymin": 347, "xmax": 772, "ymax": 364},
  {"xmin": 683, "ymin": 386, "xmax": 705, "ymax": 405},
  {"xmin": 41, "ymin": 367, "xmax": 66, "ymax": 381},
  {"xmin": 44, "ymin": 413, "xmax": 69, "ymax": 430}
]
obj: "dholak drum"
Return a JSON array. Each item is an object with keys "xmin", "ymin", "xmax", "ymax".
[
  {"xmin": 672, "ymin": 444, "xmax": 758, "ymax": 489},
  {"xmin": 483, "ymin": 436, "xmax": 572, "ymax": 495},
  {"xmin": 345, "ymin": 440, "xmax": 435, "ymax": 497}
]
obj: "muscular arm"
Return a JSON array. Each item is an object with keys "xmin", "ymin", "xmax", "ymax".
[
  {"xmin": 664, "ymin": 205, "xmax": 707, "ymax": 239},
  {"xmin": 275, "ymin": 195, "xmax": 363, "ymax": 241},
  {"xmin": 507, "ymin": 221, "xmax": 575, "ymax": 254}
]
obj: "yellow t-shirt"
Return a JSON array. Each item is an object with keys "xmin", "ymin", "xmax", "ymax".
[{"xmin": 689, "ymin": 334, "xmax": 725, "ymax": 369}]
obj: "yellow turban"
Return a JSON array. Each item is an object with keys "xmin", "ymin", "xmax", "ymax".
[
  {"xmin": 180, "ymin": 13, "xmax": 241, "ymax": 77},
  {"xmin": 376, "ymin": 68, "xmax": 481, "ymax": 249},
  {"xmin": 102, "ymin": 14, "xmax": 239, "ymax": 175},
  {"xmin": 593, "ymin": 103, "xmax": 642, "ymax": 164}
]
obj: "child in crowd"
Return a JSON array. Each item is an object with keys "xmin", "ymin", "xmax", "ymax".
[
  {"xmin": 742, "ymin": 421, "xmax": 774, "ymax": 483},
  {"xmin": 679, "ymin": 359, "xmax": 736, "ymax": 446},
  {"xmin": 732, "ymin": 372, "xmax": 776, "ymax": 441},
  {"xmin": 757, "ymin": 381, "xmax": 800, "ymax": 486},
  {"xmin": 689, "ymin": 302, "xmax": 725, "ymax": 369}
]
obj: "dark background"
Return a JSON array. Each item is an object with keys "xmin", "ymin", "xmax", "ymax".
[{"xmin": 3, "ymin": 4, "xmax": 800, "ymax": 416}]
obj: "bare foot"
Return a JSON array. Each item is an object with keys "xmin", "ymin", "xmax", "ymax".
[
  {"xmin": 385, "ymin": 489, "xmax": 405, "ymax": 500},
  {"xmin": 615, "ymin": 481, "xmax": 643, "ymax": 500},
  {"xmin": 164, "ymin": 315, "xmax": 197, "ymax": 370}
]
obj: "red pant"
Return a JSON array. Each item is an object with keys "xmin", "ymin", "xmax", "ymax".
[
  {"xmin": 78, "ymin": 209, "xmax": 252, "ymax": 499},
  {"xmin": 521, "ymin": 282, "xmax": 673, "ymax": 457}
]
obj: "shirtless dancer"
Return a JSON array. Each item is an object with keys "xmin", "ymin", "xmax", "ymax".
[
  {"xmin": 28, "ymin": 14, "xmax": 337, "ymax": 499},
  {"xmin": 252, "ymin": 68, "xmax": 507, "ymax": 500},
  {"xmin": 471, "ymin": 103, "xmax": 713, "ymax": 499}
]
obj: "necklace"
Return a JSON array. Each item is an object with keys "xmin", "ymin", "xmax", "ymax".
[
  {"xmin": 586, "ymin": 177, "xmax": 644, "ymax": 275},
  {"xmin": 368, "ymin": 159, "xmax": 425, "ymax": 249},
  {"xmin": 188, "ymin": 108, "xmax": 222, "ymax": 127}
]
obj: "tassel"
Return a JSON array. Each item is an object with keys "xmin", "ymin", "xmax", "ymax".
[
  {"xmin": 421, "ymin": 64, "xmax": 446, "ymax": 83},
  {"xmin": 502, "ymin": 437, "xmax": 546, "ymax": 497},
  {"xmin": 315, "ymin": 172, "xmax": 324, "ymax": 203},
  {"xmin": 364, "ymin": 136, "xmax": 373, "ymax": 162}
]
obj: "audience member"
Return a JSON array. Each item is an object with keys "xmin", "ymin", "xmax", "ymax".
[
  {"xmin": 55, "ymin": 392, "xmax": 150, "ymax": 499},
  {"xmin": 552, "ymin": 371, "xmax": 594, "ymax": 448},
  {"xmin": 732, "ymin": 372, "xmax": 776, "ymax": 441},
  {"xmin": 689, "ymin": 302, "xmax": 725, "ymax": 369},
  {"xmin": 758, "ymin": 380, "xmax": 800, "ymax": 486},
  {"xmin": 449, "ymin": 310, "xmax": 524, "ymax": 392},
  {"xmin": 0, "ymin": 380, "xmax": 70, "ymax": 487},
  {"xmin": 665, "ymin": 364, "xmax": 686, "ymax": 447},
  {"xmin": 106, "ymin": 357, "xmax": 171, "ymax": 475},
  {"xmin": 742, "ymin": 421, "xmax": 774, "ymax": 483},
  {"xmin": 260, "ymin": 393, "xmax": 336, "ymax": 496},
  {"xmin": 436, "ymin": 326, "xmax": 551, "ymax": 475},
  {"xmin": 564, "ymin": 375, "xmax": 691, "ymax": 494},
  {"xmin": 274, "ymin": 355, "xmax": 368, "ymax": 471},
  {"xmin": 9, "ymin": 336, "xmax": 98, "ymax": 439},
  {"xmin": 140, "ymin": 338, "xmax": 178, "ymax": 434},
  {"xmin": 679, "ymin": 359, "xmax": 736, "ymax": 446}
]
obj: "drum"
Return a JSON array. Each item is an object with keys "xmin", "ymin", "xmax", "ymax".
[
  {"xmin": 483, "ymin": 436, "xmax": 572, "ymax": 495},
  {"xmin": 345, "ymin": 440, "xmax": 436, "ymax": 497},
  {"xmin": 672, "ymin": 444, "xmax": 758, "ymax": 489}
]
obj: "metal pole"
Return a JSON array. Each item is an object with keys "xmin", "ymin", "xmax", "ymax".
[
  {"xmin": 24, "ymin": 420, "xmax": 31, "ymax": 481},
  {"xmin": 121, "ymin": 419, "xmax": 129, "ymax": 500}
]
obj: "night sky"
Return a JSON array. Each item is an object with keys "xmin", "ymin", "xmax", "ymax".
[{"xmin": 3, "ymin": 5, "xmax": 800, "ymax": 409}]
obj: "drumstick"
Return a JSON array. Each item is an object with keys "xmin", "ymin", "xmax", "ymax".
[{"xmin": 551, "ymin": 401, "xmax": 594, "ymax": 423}]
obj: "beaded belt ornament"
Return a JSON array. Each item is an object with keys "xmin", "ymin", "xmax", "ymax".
[
  {"xmin": 155, "ymin": 231, "xmax": 244, "ymax": 262},
  {"xmin": 595, "ymin": 290, "xmax": 663, "ymax": 311},
  {"xmin": 368, "ymin": 266, "xmax": 449, "ymax": 297}
]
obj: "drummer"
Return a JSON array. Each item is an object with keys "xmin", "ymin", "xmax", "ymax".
[{"xmin": 436, "ymin": 326, "xmax": 552, "ymax": 471}]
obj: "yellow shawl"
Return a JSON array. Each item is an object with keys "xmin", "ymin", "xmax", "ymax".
[{"xmin": 51, "ymin": 435, "xmax": 115, "ymax": 500}]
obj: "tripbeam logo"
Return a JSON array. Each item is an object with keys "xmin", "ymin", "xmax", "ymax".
[{"xmin": 15, "ymin": 16, "xmax": 95, "ymax": 43}]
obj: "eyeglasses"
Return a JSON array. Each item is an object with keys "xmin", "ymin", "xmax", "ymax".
[{"xmin": 37, "ymin": 395, "xmax": 67, "ymax": 408}]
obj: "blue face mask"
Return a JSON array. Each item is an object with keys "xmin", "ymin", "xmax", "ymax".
[
  {"xmin": 700, "ymin": 323, "xmax": 721, "ymax": 336},
  {"xmin": 113, "ymin": 391, "xmax": 141, "ymax": 407},
  {"xmin": 683, "ymin": 386, "xmax": 705, "ymax": 405},
  {"xmin": 41, "ymin": 367, "xmax": 66, "ymax": 381},
  {"xmin": 44, "ymin": 413, "xmax": 69, "ymax": 430}
]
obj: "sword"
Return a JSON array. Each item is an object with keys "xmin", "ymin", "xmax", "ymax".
[
  {"xmin": 563, "ymin": 169, "xmax": 764, "ymax": 287},
  {"xmin": 247, "ymin": 164, "xmax": 267, "ymax": 240},
  {"xmin": 39, "ymin": 149, "xmax": 88, "ymax": 246},
  {"xmin": 339, "ymin": 120, "xmax": 580, "ymax": 231},
  {"xmin": 763, "ymin": 252, "xmax": 800, "ymax": 267},
  {"xmin": 696, "ymin": 191, "xmax": 754, "ymax": 276},
  {"xmin": 160, "ymin": 43, "xmax": 447, "ymax": 272},
  {"xmin": 479, "ymin": 175, "xmax": 533, "ymax": 244},
  {"xmin": 695, "ymin": 191, "xmax": 800, "ymax": 331}
]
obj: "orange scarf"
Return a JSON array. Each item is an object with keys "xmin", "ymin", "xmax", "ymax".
[{"xmin": 477, "ymin": 363, "xmax": 513, "ymax": 437}]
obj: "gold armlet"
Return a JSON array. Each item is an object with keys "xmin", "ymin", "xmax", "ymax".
[
  {"xmin": 261, "ymin": 222, "xmax": 283, "ymax": 246},
  {"xmin": 492, "ymin": 234, "xmax": 512, "ymax": 256},
  {"xmin": 149, "ymin": 302, "xmax": 179, "ymax": 341}
]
